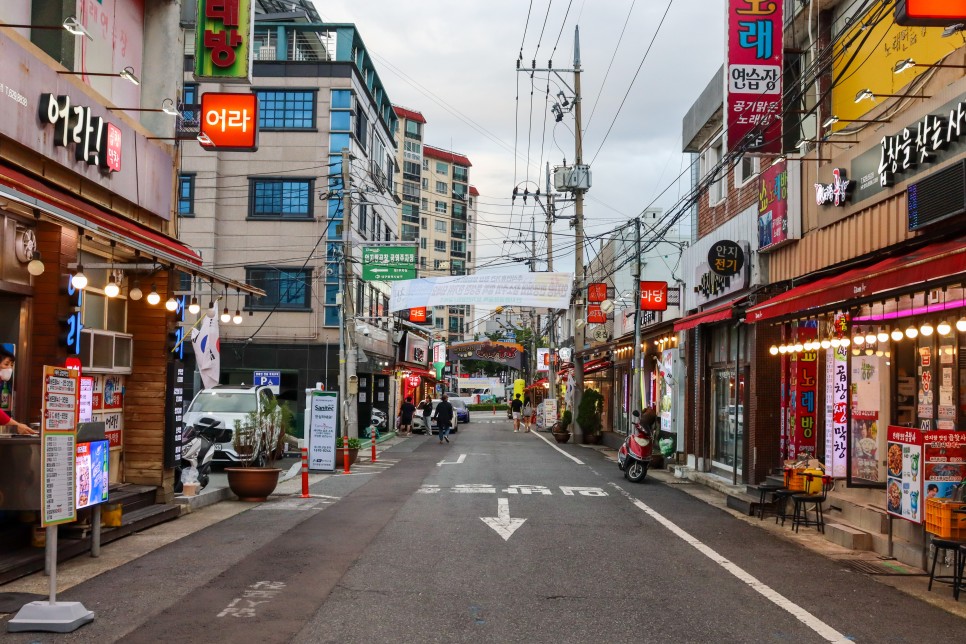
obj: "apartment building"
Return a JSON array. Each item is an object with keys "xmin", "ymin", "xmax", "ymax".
[
  {"xmin": 178, "ymin": 1, "xmax": 400, "ymax": 430},
  {"xmin": 392, "ymin": 106, "xmax": 479, "ymax": 343}
]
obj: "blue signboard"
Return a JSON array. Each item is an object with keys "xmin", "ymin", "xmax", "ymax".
[{"xmin": 254, "ymin": 370, "xmax": 281, "ymax": 392}]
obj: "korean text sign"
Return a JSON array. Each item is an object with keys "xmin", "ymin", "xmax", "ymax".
[
  {"xmin": 886, "ymin": 426, "xmax": 923, "ymax": 523},
  {"xmin": 639, "ymin": 281, "xmax": 668, "ymax": 311},
  {"xmin": 199, "ymin": 92, "xmax": 258, "ymax": 151},
  {"xmin": 757, "ymin": 160, "xmax": 788, "ymax": 251},
  {"xmin": 194, "ymin": 0, "xmax": 255, "ymax": 83},
  {"xmin": 727, "ymin": 0, "xmax": 783, "ymax": 154}
]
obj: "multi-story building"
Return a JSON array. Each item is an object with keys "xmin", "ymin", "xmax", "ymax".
[
  {"xmin": 393, "ymin": 105, "xmax": 424, "ymax": 247},
  {"xmin": 179, "ymin": 1, "xmax": 401, "ymax": 433}
]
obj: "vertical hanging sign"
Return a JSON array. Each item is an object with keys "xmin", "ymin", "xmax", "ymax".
[
  {"xmin": 194, "ymin": 0, "xmax": 255, "ymax": 84},
  {"xmin": 726, "ymin": 0, "xmax": 783, "ymax": 154}
]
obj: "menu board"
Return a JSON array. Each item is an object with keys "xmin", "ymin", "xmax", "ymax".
[
  {"xmin": 41, "ymin": 365, "xmax": 78, "ymax": 527},
  {"xmin": 923, "ymin": 430, "xmax": 966, "ymax": 500},
  {"xmin": 886, "ymin": 426, "xmax": 923, "ymax": 524},
  {"xmin": 543, "ymin": 398, "xmax": 558, "ymax": 428},
  {"xmin": 307, "ymin": 391, "xmax": 338, "ymax": 471},
  {"xmin": 76, "ymin": 440, "xmax": 110, "ymax": 509},
  {"xmin": 79, "ymin": 376, "xmax": 94, "ymax": 423}
]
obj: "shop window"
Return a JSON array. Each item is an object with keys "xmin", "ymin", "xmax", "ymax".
[
  {"xmin": 255, "ymin": 89, "xmax": 317, "ymax": 130},
  {"xmin": 79, "ymin": 330, "xmax": 133, "ymax": 374},
  {"xmin": 700, "ymin": 135, "xmax": 726, "ymax": 206},
  {"xmin": 249, "ymin": 178, "xmax": 314, "ymax": 219},
  {"xmin": 734, "ymin": 156, "xmax": 760, "ymax": 188}
]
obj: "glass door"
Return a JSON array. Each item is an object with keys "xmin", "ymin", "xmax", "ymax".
[{"xmin": 712, "ymin": 368, "xmax": 745, "ymax": 473}]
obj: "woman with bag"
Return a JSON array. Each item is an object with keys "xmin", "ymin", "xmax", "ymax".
[{"xmin": 522, "ymin": 397, "xmax": 534, "ymax": 433}]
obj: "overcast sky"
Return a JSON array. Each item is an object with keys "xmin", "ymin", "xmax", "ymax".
[{"xmin": 313, "ymin": 0, "xmax": 725, "ymax": 274}]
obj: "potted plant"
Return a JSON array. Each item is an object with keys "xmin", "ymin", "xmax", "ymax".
[
  {"xmin": 225, "ymin": 398, "xmax": 291, "ymax": 502},
  {"xmin": 336, "ymin": 436, "xmax": 362, "ymax": 466},
  {"xmin": 577, "ymin": 389, "xmax": 604, "ymax": 445},
  {"xmin": 552, "ymin": 409, "xmax": 572, "ymax": 444}
]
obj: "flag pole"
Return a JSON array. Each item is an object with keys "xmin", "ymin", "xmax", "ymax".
[{"xmin": 171, "ymin": 298, "xmax": 220, "ymax": 353}]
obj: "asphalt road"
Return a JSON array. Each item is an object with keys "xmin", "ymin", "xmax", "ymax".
[{"xmin": 4, "ymin": 421, "xmax": 965, "ymax": 643}]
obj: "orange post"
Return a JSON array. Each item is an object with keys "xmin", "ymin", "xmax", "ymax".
[
  {"xmin": 300, "ymin": 447, "xmax": 309, "ymax": 498},
  {"xmin": 371, "ymin": 429, "xmax": 378, "ymax": 462},
  {"xmin": 343, "ymin": 435, "xmax": 351, "ymax": 474},
  {"xmin": 492, "ymin": 403, "xmax": 495, "ymax": 415}
]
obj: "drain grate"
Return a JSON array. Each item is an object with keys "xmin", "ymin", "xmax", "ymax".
[{"xmin": 841, "ymin": 559, "xmax": 926, "ymax": 576}]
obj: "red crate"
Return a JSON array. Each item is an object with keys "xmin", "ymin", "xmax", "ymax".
[{"xmin": 924, "ymin": 498, "xmax": 966, "ymax": 539}]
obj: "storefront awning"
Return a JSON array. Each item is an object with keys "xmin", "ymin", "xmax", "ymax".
[
  {"xmin": 746, "ymin": 237, "xmax": 966, "ymax": 323},
  {"xmin": 673, "ymin": 298, "xmax": 743, "ymax": 332},
  {"xmin": 0, "ymin": 165, "xmax": 264, "ymax": 296}
]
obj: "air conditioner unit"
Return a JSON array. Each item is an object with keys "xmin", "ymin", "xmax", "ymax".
[{"xmin": 78, "ymin": 330, "xmax": 134, "ymax": 374}]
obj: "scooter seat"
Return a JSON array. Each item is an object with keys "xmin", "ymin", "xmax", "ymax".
[{"xmin": 634, "ymin": 436, "xmax": 650, "ymax": 447}]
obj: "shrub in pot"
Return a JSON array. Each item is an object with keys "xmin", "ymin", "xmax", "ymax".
[{"xmin": 226, "ymin": 398, "xmax": 291, "ymax": 501}]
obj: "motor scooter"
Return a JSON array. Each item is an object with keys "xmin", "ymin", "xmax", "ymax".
[
  {"xmin": 617, "ymin": 410, "xmax": 652, "ymax": 483},
  {"xmin": 175, "ymin": 416, "xmax": 228, "ymax": 493}
]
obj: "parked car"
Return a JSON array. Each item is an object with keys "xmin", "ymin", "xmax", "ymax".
[
  {"xmin": 183, "ymin": 384, "xmax": 278, "ymax": 464},
  {"xmin": 412, "ymin": 399, "xmax": 460, "ymax": 434}
]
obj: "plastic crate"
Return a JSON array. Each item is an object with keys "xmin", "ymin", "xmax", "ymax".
[{"xmin": 924, "ymin": 498, "xmax": 966, "ymax": 539}]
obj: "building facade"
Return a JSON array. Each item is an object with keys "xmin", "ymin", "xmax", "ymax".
[{"xmin": 179, "ymin": 1, "xmax": 403, "ymax": 433}]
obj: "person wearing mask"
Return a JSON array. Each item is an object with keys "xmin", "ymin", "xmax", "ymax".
[
  {"xmin": 510, "ymin": 393, "xmax": 524, "ymax": 432},
  {"xmin": 0, "ymin": 348, "xmax": 36, "ymax": 435},
  {"xmin": 432, "ymin": 394, "xmax": 454, "ymax": 444}
]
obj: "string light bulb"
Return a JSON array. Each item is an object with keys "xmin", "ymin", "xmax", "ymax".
[
  {"xmin": 937, "ymin": 320, "xmax": 951, "ymax": 336},
  {"xmin": 233, "ymin": 309, "xmax": 243, "ymax": 325},
  {"xmin": 891, "ymin": 328, "xmax": 903, "ymax": 342},
  {"xmin": 958, "ymin": 316, "xmax": 966, "ymax": 333},
  {"xmin": 165, "ymin": 297, "xmax": 178, "ymax": 312},
  {"xmin": 820, "ymin": 339, "xmax": 831, "ymax": 349},
  {"xmin": 853, "ymin": 334, "xmax": 865, "ymax": 346},
  {"xmin": 104, "ymin": 276, "xmax": 120, "ymax": 298},
  {"xmin": 188, "ymin": 296, "xmax": 200, "ymax": 315},
  {"xmin": 220, "ymin": 307, "xmax": 231, "ymax": 324},
  {"xmin": 905, "ymin": 324, "xmax": 918, "ymax": 339},
  {"xmin": 876, "ymin": 328, "xmax": 889, "ymax": 343},
  {"xmin": 769, "ymin": 345, "xmax": 779, "ymax": 355},
  {"xmin": 919, "ymin": 321, "xmax": 934, "ymax": 336},
  {"xmin": 864, "ymin": 332, "xmax": 876, "ymax": 345},
  {"xmin": 146, "ymin": 284, "xmax": 161, "ymax": 305}
]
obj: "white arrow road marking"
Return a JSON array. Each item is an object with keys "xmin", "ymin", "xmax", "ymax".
[
  {"xmin": 437, "ymin": 453, "xmax": 467, "ymax": 466},
  {"xmin": 480, "ymin": 497, "xmax": 526, "ymax": 541}
]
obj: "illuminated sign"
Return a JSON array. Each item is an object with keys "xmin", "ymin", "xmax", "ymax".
[
  {"xmin": 815, "ymin": 168, "xmax": 854, "ymax": 207},
  {"xmin": 707, "ymin": 240, "xmax": 745, "ymax": 277},
  {"xmin": 587, "ymin": 305, "xmax": 607, "ymax": 324},
  {"xmin": 639, "ymin": 281, "xmax": 668, "ymax": 311},
  {"xmin": 896, "ymin": 0, "xmax": 966, "ymax": 26},
  {"xmin": 39, "ymin": 94, "xmax": 121, "ymax": 173},
  {"xmin": 194, "ymin": 0, "xmax": 254, "ymax": 83},
  {"xmin": 199, "ymin": 92, "xmax": 258, "ymax": 151},
  {"xmin": 587, "ymin": 283, "xmax": 608, "ymax": 303},
  {"xmin": 409, "ymin": 307, "xmax": 428, "ymax": 323}
]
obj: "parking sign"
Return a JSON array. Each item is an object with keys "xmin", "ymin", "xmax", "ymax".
[{"xmin": 253, "ymin": 370, "xmax": 281, "ymax": 394}]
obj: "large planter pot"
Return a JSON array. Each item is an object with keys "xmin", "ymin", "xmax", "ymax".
[
  {"xmin": 582, "ymin": 433, "xmax": 602, "ymax": 445},
  {"xmin": 225, "ymin": 467, "xmax": 282, "ymax": 502},
  {"xmin": 552, "ymin": 431, "xmax": 571, "ymax": 444},
  {"xmin": 335, "ymin": 447, "xmax": 359, "ymax": 466}
]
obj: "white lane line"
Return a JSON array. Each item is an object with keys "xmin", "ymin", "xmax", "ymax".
[
  {"xmin": 612, "ymin": 484, "xmax": 852, "ymax": 643},
  {"xmin": 528, "ymin": 430, "xmax": 584, "ymax": 465},
  {"xmin": 437, "ymin": 453, "xmax": 467, "ymax": 466}
]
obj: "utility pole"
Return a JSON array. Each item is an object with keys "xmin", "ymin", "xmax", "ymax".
[
  {"xmin": 631, "ymin": 217, "xmax": 642, "ymax": 416},
  {"xmin": 571, "ymin": 27, "xmax": 587, "ymax": 443},
  {"xmin": 341, "ymin": 148, "xmax": 359, "ymax": 439},
  {"xmin": 518, "ymin": 26, "xmax": 587, "ymax": 438},
  {"xmin": 545, "ymin": 162, "xmax": 556, "ymax": 406}
]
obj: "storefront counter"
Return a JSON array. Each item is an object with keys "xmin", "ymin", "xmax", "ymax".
[{"xmin": 0, "ymin": 435, "xmax": 41, "ymax": 511}]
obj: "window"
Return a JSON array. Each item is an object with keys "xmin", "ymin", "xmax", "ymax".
[
  {"xmin": 358, "ymin": 204, "xmax": 368, "ymax": 235},
  {"xmin": 249, "ymin": 178, "xmax": 313, "ymax": 219},
  {"xmin": 435, "ymin": 316, "xmax": 444, "ymax": 329},
  {"xmin": 403, "ymin": 182, "xmax": 420, "ymax": 201},
  {"xmin": 735, "ymin": 156, "xmax": 760, "ymax": 187},
  {"xmin": 178, "ymin": 174, "xmax": 195, "ymax": 215},
  {"xmin": 420, "ymin": 237, "xmax": 427, "ymax": 250},
  {"xmin": 405, "ymin": 140, "xmax": 421, "ymax": 157},
  {"xmin": 421, "ymin": 217, "xmax": 428, "ymax": 230},
  {"xmin": 451, "ymin": 240, "xmax": 465, "ymax": 254},
  {"xmin": 354, "ymin": 110, "xmax": 368, "ymax": 153},
  {"xmin": 405, "ymin": 119, "xmax": 421, "ymax": 138},
  {"xmin": 422, "ymin": 178, "xmax": 429, "ymax": 190},
  {"xmin": 435, "ymin": 201, "xmax": 447, "ymax": 214},
  {"xmin": 255, "ymin": 90, "xmax": 316, "ymax": 129},
  {"xmin": 700, "ymin": 136, "xmax": 726, "ymax": 206},
  {"xmin": 245, "ymin": 267, "xmax": 312, "ymax": 310},
  {"xmin": 330, "ymin": 111, "xmax": 351, "ymax": 131},
  {"xmin": 402, "ymin": 204, "xmax": 419, "ymax": 223},
  {"xmin": 435, "ymin": 220, "xmax": 447, "ymax": 233},
  {"xmin": 420, "ymin": 256, "xmax": 427, "ymax": 268},
  {"xmin": 329, "ymin": 132, "xmax": 351, "ymax": 153},
  {"xmin": 436, "ymin": 161, "xmax": 448, "ymax": 175},
  {"xmin": 331, "ymin": 89, "xmax": 352, "ymax": 109},
  {"xmin": 453, "ymin": 203, "xmax": 466, "ymax": 219},
  {"xmin": 436, "ymin": 181, "xmax": 447, "ymax": 194},
  {"xmin": 422, "ymin": 158, "xmax": 429, "ymax": 170},
  {"xmin": 452, "ymin": 183, "xmax": 466, "ymax": 200},
  {"xmin": 403, "ymin": 160, "xmax": 421, "ymax": 177},
  {"xmin": 401, "ymin": 223, "xmax": 418, "ymax": 241},
  {"xmin": 434, "ymin": 240, "xmax": 446, "ymax": 252},
  {"xmin": 453, "ymin": 165, "xmax": 468, "ymax": 182},
  {"xmin": 449, "ymin": 317, "xmax": 461, "ymax": 333},
  {"xmin": 181, "ymin": 84, "xmax": 199, "ymax": 127}
]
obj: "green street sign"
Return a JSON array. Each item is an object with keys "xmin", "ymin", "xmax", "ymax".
[
  {"xmin": 362, "ymin": 246, "xmax": 417, "ymax": 282},
  {"xmin": 194, "ymin": 0, "xmax": 255, "ymax": 83}
]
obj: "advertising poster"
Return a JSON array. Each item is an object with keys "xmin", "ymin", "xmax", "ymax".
[
  {"xmin": 757, "ymin": 160, "xmax": 788, "ymax": 251},
  {"xmin": 851, "ymin": 355, "xmax": 884, "ymax": 483},
  {"xmin": 543, "ymin": 398, "xmax": 558, "ymax": 428},
  {"xmin": 307, "ymin": 391, "xmax": 338, "ymax": 471},
  {"xmin": 937, "ymin": 337, "xmax": 957, "ymax": 429},
  {"xmin": 886, "ymin": 426, "xmax": 923, "ymax": 524},
  {"xmin": 76, "ymin": 440, "xmax": 110, "ymax": 509},
  {"xmin": 825, "ymin": 346, "xmax": 849, "ymax": 478},
  {"xmin": 79, "ymin": 376, "xmax": 94, "ymax": 423},
  {"xmin": 660, "ymin": 349, "xmax": 674, "ymax": 433},
  {"xmin": 923, "ymin": 430, "xmax": 966, "ymax": 500}
]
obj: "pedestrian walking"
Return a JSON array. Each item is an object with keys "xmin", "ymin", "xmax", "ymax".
[
  {"xmin": 398, "ymin": 396, "xmax": 416, "ymax": 436},
  {"xmin": 522, "ymin": 397, "xmax": 534, "ymax": 433},
  {"xmin": 510, "ymin": 393, "xmax": 524, "ymax": 432},
  {"xmin": 432, "ymin": 394, "xmax": 454, "ymax": 444}
]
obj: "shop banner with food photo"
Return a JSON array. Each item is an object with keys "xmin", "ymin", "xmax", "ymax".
[
  {"xmin": 923, "ymin": 430, "xmax": 966, "ymax": 500},
  {"xmin": 886, "ymin": 426, "xmax": 923, "ymax": 523}
]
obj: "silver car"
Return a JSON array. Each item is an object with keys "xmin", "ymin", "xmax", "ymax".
[
  {"xmin": 412, "ymin": 399, "xmax": 460, "ymax": 434},
  {"xmin": 182, "ymin": 385, "xmax": 279, "ymax": 464}
]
